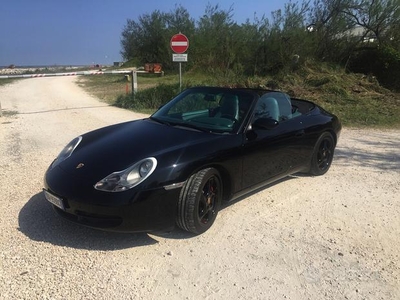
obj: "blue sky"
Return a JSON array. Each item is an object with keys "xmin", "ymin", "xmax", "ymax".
[{"xmin": 0, "ymin": 0, "xmax": 285, "ymax": 66}]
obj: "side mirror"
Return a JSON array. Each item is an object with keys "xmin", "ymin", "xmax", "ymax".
[{"xmin": 253, "ymin": 118, "xmax": 279, "ymax": 130}]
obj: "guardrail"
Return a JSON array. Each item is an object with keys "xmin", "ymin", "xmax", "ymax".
[{"xmin": 0, "ymin": 70, "xmax": 138, "ymax": 93}]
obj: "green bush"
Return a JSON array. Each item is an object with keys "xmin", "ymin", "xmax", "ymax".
[
  {"xmin": 121, "ymin": 58, "xmax": 140, "ymax": 68},
  {"xmin": 115, "ymin": 83, "xmax": 181, "ymax": 111},
  {"xmin": 348, "ymin": 46, "xmax": 400, "ymax": 91},
  {"xmin": 377, "ymin": 46, "xmax": 400, "ymax": 91}
]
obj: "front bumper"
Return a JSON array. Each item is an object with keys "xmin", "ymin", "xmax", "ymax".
[{"xmin": 44, "ymin": 168, "xmax": 182, "ymax": 232}]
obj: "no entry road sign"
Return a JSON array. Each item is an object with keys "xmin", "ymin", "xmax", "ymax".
[{"xmin": 170, "ymin": 33, "xmax": 189, "ymax": 54}]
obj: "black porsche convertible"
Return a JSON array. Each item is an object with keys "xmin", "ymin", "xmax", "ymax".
[{"xmin": 44, "ymin": 86, "xmax": 341, "ymax": 234}]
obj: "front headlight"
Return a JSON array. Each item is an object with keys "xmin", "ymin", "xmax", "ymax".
[
  {"xmin": 94, "ymin": 157, "xmax": 157, "ymax": 192},
  {"xmin": 51, "ymin": 136, "xmax": 82, "ymax": 168}
]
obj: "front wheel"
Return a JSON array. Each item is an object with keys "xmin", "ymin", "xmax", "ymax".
[
  {"xmin": 309, "ymin": 132, "xmax": 335, "ymax": 176},
  {"xmin": 177, "ymin": 168, "xmax": 222, "ymax": 234}
]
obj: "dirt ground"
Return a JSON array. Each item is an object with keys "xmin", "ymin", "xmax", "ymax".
[{"xmin": 0, "ymin": 77, "xmax": 399, "ymax": 299}]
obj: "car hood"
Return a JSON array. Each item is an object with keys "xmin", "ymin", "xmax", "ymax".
[{"xmin": 56, "ymin": 118, "xmax": 223, "ymax": 181}]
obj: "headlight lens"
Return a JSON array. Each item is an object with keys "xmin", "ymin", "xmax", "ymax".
[
  {"xmin": 51, "ymin": 136, "xmax": 82, "ymax": 168},
  {"xmin": 94, "ymin": 157, "xmax": 157, "ymax": 192}
]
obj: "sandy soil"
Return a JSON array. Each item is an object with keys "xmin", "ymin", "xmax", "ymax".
[{"xmin": 0, "ymin": 77, "xmax": 399, "ymax": 299}]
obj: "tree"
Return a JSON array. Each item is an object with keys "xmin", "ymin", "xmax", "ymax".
[
  {"xmin": 339, "ymin": 0, "xmax": 400, "ymax": 90},
  {"xmin": 121, "ymin": 6, "xmax": 195, "ymax": 70},
  {"xmin": 308, "ymin": 0, "xmax": 354, "ymax": 62},
  {"xmin": 343, "ymin": 0, "xmax": 400, "ymax": 45},
  {"xmin": 166, "ymin": 4, "xmax": 195, "ymax": 36},
  {"xmin": 120, "ymin": 10, "xmax": 169, "ymax": 65},
  {"xmin": 258, "ymin": 1, "xmax": 312, "ymax": 73},
  {"xmin": 280, "ymin": 1, "xmax": 312, "ymax": 66},
  {"xmin": 192, "ymin": 4, "xmax": 236, "ymax": 71},
  {"xmin": 119, "ymin": 0, "xmax": 400, "ymax": 82}
]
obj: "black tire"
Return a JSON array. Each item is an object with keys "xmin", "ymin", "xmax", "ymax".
[
  {"xmin": 309, "ymin": 132, "xmax": 335, "ymax": 176},
  {"xmin": 177, "ymin": 168, "xmax": 222, "ymax": 234}
]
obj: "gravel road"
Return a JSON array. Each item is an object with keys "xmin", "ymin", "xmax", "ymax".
[{"xmin": 0, "ymin": 77, "xmax": 399, "ymax": 299}]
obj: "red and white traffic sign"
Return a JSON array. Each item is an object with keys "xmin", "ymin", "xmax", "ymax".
[{"xmin": 170, "ymin": 33, "xmax": 189, "ymax": 54}]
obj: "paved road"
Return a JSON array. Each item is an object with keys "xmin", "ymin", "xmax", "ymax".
[{"xmin": 0, "ymin": 77, "xmax": 399, "ymax": 299}]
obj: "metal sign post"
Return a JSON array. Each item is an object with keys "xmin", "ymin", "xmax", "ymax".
[
  {"xmin": 171, "ymin": 33, "xmax": 189, "ymax": 92},
  {"xmin": 172, "ymin": 54, "xmax": 188, "ymax": 91},
  {"xmin": 131, "ymin": 71, "xmax": 137, "ymax": 95},
  {"xmin": 179, "ymin": 63, "xmax": 182, "ymax": 91}
]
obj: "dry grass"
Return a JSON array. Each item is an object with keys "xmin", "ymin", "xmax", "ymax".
[
  {"xmin": 77, "ymin": 73, "xmax": 183, "ymax": 105},
  {"xmin": 77, "ymin": 75, "xmax": 130, "ymax": 104}
]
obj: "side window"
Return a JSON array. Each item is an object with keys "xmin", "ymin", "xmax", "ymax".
[{"xmin": 291, "ymin": 99, "xmax": 313, "ymax": 118}]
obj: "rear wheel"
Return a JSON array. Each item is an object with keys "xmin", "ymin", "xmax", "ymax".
[
  {"xmin": 309, "ymin": 132, "xmax": 335, "ymax": 176},
  {"xmin": 177, "ymin": 168, "xmax": 222, "ymax": 234}
]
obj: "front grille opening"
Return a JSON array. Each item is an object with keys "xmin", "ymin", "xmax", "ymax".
[{"xmin": 54, "ymin": 207, "xmax": 122, "ymax": 228}]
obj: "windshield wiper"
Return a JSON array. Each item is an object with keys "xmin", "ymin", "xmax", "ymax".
[
  {"xmin": 174, "ymin": 122, "xmax": 210, "ymax": 133},
  {"xmin": 151, "ymin": 117, "xmax": 211, "ymax": 133},
  {"xmin": 150, "ymin": 116, "xmax": 173, "ymax": 126}
]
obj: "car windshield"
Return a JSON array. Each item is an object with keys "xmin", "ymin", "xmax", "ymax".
[{"xmin": 151, "ymin": 87, "xmax": 255, "ymax": 134}]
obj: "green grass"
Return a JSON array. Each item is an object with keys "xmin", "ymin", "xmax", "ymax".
[
  {"xmin": 0, "ymin": 110, "xmax": 18, "ymax": 117},
  {"xmin": 78, "ymin": 72, "xmax": 186, "ymax": 105},
  {"xmin": 79, "ymin": 63, "xmax": 400, "ymax": 128},
  {"xmin": 0, "ymin": 78, "xmax": 19, "ymax": 86}
]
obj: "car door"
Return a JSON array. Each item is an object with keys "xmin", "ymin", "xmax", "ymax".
[
  {"xmin": 241, "ymin": 95, "xmax": 308, "ymax": 189},
  {"xmin": 241, "ymin": 122, "xmax": 302, "ymax": 188}
]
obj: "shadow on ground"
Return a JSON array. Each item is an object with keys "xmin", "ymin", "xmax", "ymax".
[
  {"xmin": 18, "ymin": 172, "xmax": 317, "ymax": 245},
  {"xmin": 18, "ymin": 192, "xmax": 159, "ymax": 250},
  {"xmin": 334, "ymin": 135, "xmax": 400, "ymax": 171},
  {"xmin": 17, "ymin": 105, "xmax": 110, "ymax": 115}
]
